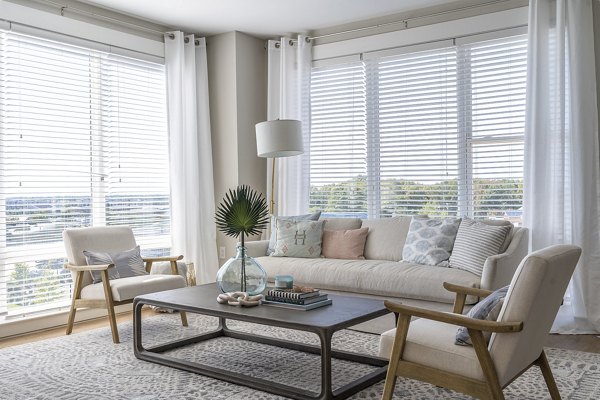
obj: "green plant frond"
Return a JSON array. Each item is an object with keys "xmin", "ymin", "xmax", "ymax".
[{"xmin": 215, "ymin": 185, "xmax": 269, "ymax": 238}]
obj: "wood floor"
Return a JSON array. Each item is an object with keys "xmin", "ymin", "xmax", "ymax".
[{"xmin": 1, "ymin": 310, "xmax": 599, "ymax": 353}]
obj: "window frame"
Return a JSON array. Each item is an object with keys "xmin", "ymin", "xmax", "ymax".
[{"xmin": 308, "ymin": 32, "xmax": 527, "ymax": 221}]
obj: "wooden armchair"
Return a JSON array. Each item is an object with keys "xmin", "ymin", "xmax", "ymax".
[
  {"xmin": 63, "ymin": 226, "xmax": 188, "ymax": 343},
  {"xmin": 379, "ymin": 244, "xmax": 582, "ymax": 400}
]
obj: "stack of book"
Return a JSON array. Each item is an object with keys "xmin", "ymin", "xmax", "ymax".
[{"xmin": 262, "ymin": 287, "xmax": 332, "ymax": 310}]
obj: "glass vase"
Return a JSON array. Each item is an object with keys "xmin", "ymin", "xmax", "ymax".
[{"xmin": 216, "ymin": 245, "xmax": 267, "ymax": 295}]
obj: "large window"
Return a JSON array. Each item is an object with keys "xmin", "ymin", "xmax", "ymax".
[
  {"xmin": 0, "ymin": 31, "xmax": 171, "ymax": 317},
  {"xmin": 309, "ymin": 34, "xmax": 526, "ymax": 223}
]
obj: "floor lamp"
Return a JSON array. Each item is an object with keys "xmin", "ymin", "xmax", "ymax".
[{"xmin": 255, "ymin": 119, "xmax": 303, "ymax": 215}]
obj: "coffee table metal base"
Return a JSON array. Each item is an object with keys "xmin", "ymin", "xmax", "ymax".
[{"xmin": 133, "ymin": 303, "xmax": 388, "ymax": 400}]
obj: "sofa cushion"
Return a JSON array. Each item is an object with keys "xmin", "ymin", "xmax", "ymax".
[
  {"xmin": 450, "ymin": 219, "xmax": 511, "ymax": 276},
  {"xmin": 80, "ymin": 274, "xmax": 186, "ymax": 302},
  {"xmin": 271, "ymin": 220, "xmax": 325, "ymax": 258},
  {"xmin": 321, "ymin": 228, "xmax": 369, "ymax": 259},
  {"xmin": 267, "ymin": 211, "xmax": 321, "ymax": 255},
  {"xmin": 361, "ymin": 216, "xmax": 412, "ymax": 261},
  {"xmin": 402, "ymin": 216, "xmax": 461, "ymax": 266},
  {"xmin": 257, "ymin": 256, "xmax": 480, "ymax": 304},
  {"xmin": 322, "ymin": 217, "xmax": 362, "ymax": 231},
  {"xmin": 379, "ymin": 319, "xmax": 484, "ymax": 381}
]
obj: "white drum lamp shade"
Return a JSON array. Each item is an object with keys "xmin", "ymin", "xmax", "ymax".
[{"xmin": 255, "ymin": 119, "xmax": 303, "ymax": 158}]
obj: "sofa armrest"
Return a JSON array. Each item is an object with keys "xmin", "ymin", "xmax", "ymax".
[
  {"xmin": 245, "ymin": 240, "xmax": 269, "ymax": 257},
  {"xmin": 480, "ymin": 227, "xmax": 529, "ymax": 291}
]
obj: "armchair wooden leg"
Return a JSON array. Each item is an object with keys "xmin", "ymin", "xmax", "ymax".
[
  {"xmin": 537, "ymin": 350, "xmax": 561, "ymax": 400},
  {"xmin": 101, "ymin": 270, "xmax": 120, "ymax": 344},
  {"xmin": 66, "ymin": 271, "xmax": 84, "ymax": 335},
  {"xmin": 469, "ymin": 328, "xmax": 505, "ymax": 400},
  {"xmin": 382, "ymin": 314, "xmax": 411, "ymax": 400}
]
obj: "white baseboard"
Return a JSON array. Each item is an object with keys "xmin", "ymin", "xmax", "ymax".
[{"xmin": 0, "ymin": 304, "xmax": 133, "ymax": 340}]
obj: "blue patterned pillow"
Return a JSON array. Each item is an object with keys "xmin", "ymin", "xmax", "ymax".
[
  {"xmin": 84, "ymin": 246, "xmax": 147, "ymax": 284},
  {"xmin": 401, "ymin": 216, "xmax": 461, "ymax": 266},
  {"xmin": 455, "ymin": 285, "xmax": 509, "ymax": 346}
]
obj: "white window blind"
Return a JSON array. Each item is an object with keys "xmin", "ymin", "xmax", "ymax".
[
  {"xmin": 309, "ymin": 34, "xmax": 526, "ymax": 223},
  {"xmin": 0, "ymin": 30, "xmax": 170, "ymax": 317},
  {"xmin": 459, "ymin": 36, "xmax": 526, "ymax": 220},
  {"xmin": 375, "ymin": 47, "xmax": 459, "ymax": 218},
  {"xmin": 310, "ymin": 62, "xmax": 367, "ymax": 217}
]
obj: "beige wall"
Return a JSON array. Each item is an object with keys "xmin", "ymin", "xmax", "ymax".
[{"xmin": 207, "ymin": 31, "xmax": 267, "ymax": 265}]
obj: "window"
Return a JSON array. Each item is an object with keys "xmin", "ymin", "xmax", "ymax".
[
  {"xmin": 309, "ymin": 34, "xmax": 526, "ymax": 223},
  {"xmin": 0, "ymin": 30, "xmax": 170, "ymax": 317}
]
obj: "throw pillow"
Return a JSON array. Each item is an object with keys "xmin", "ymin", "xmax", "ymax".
[
  {"xmin": 478, "ymin": 219, "xmax": 514, "ymax": 253},
  {"xmin": 455, "ymin": 285, "xmax": 509, "ymax": 346},
  {"xmin": 84, "ymin": 246, "xmax": 147, "ymax": 284},
  {"xmin": 267, "ymin": 211, "xmax": 321, "ymax": 255},
  {"xmin": 321, "ymin": 227, "xmax": 369, "ymax": 259},
  {"xmin": 449, "ymin": 218, "xmax": 511, "ymax": 276},
  {"xmin": 271, "ymin": 220, "xmax": 325, "ymax": 258},
  {"xmin": 401, "ymin": 216, "xmax": 461, "ymax": 266},
  {"xmin": 321, "ymin": 217, "xmax": 362, "ymax": 231}
]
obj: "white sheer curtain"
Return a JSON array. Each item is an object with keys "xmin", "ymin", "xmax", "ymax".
[
  {"xmin": 524, "ymin": 0, "xmax": 600, "ymax": 333},
  {"xmin": 266, "ymin": 36, "xmax": 312, "ymax": 216},
  {"xmin": 164, "ymin": 32, "xmax": 219, "ymax": 284}
]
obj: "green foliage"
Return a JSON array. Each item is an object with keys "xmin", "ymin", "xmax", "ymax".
[
  {"xmin": 7, "ymin": 262, "xmax": 67, "ymax": 307},
  {"xmin": 215, "ymin": 185, "xmax": 269, "ymax": 240},
  {"xmin": 310, "ymin": 176, "xmax": 522, "ymax": 218}
]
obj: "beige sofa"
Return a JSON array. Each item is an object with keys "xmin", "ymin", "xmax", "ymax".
[{"xmin": 246, "ymin": 216, "xmax": 528, "ymax": 313}]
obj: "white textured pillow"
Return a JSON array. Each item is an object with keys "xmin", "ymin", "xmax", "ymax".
[
  {"xmin": 401, "ymin": 216, "xmax": 461, "ymax": 266},
  {"xmin": 271, "ymin": 220, "xmax": 324, "ymax": 258},
  {"xmin": 267, "ymin": 211, "xmax": 321, "ymax": 255},
  {"xmin": 449, "ymin": 219, "xmax": 511, "ymax": 276}
]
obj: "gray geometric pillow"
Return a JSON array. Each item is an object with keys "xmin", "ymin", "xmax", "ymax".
[
  {"xmin": 401, "ymin": 216, "xmax": 461, "ymax": 266},
  {"xmin": 267, "ymin": 211, "xmax": 321, "ymax": 255},
  {"xmin": 455, "ymin": 285, "xmax": 509, "ymax": 346},
  {"xmin": 84, "ymin": 246, "xmax": 147, "ymax": 284},
  {"xmin": 271, "ymin": 220, "xmax": 324, "ymax": 258}
]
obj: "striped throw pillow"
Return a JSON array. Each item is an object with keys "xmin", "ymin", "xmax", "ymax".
[{"xmin": 449, "ymin": 219, "xmax": 511, "ymax": 276}]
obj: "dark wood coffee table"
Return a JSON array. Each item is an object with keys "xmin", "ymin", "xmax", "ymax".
[{"xmin": 133, "ymin": 283, "xmax": 390, "ymax": 400}]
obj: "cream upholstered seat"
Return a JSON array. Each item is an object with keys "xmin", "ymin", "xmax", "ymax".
[
  {"xmin": 63, "ymin": 226, "xmax": 188, "ymax": 343},
  {"xmin": 379, "ymin": 244, "xmax": 582, "ymax": 400}
]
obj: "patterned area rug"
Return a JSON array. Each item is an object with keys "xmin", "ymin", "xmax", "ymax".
[{"xmin": 1, "ymin": 313, "xmax": 599, "ymax": 399}]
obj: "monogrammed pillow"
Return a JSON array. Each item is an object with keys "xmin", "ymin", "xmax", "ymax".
[
  {"xmin": 271, "ymin": 219, "xmax": 325, "ymax": 258},
  {"xmin": 267, "ymin": 211, "xmax": 321, "ymax": 255}
]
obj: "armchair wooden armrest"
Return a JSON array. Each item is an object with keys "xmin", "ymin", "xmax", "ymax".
[
  {"xmin": 443, "ymin": 282, "xmax": 494, "ymax": 298},
  {"xmin": 142, "ymin": 255, "xmax": 183, "ymax": 263},
  {"xmin": 443, "ymin": 282, "xmax": 494, "ymax": 314},
  {"xmin": 384, "ymin": 300, "xmax": 523, "ymax": 333},
  {"xmin": 65, "ymin": 263, "xmax": 113, "ymax": 272},
  {"xmin": 142, "ymin": 255, "xmax": 183, "ymax": 274}
]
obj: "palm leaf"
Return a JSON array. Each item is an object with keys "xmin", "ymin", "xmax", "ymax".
[{"xmin": 215, "ymin": 185, "xmax": 269, "ymax": 239}]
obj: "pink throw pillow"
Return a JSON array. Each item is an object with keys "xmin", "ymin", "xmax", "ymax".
[{"xmin": 321, "ymin": 228, "xmax": 369, "ymax": 260}]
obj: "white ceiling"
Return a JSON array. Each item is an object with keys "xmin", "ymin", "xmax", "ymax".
[{"xmin": 79, "ymin": 0, "xmax": 456, "ymax": 38}]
